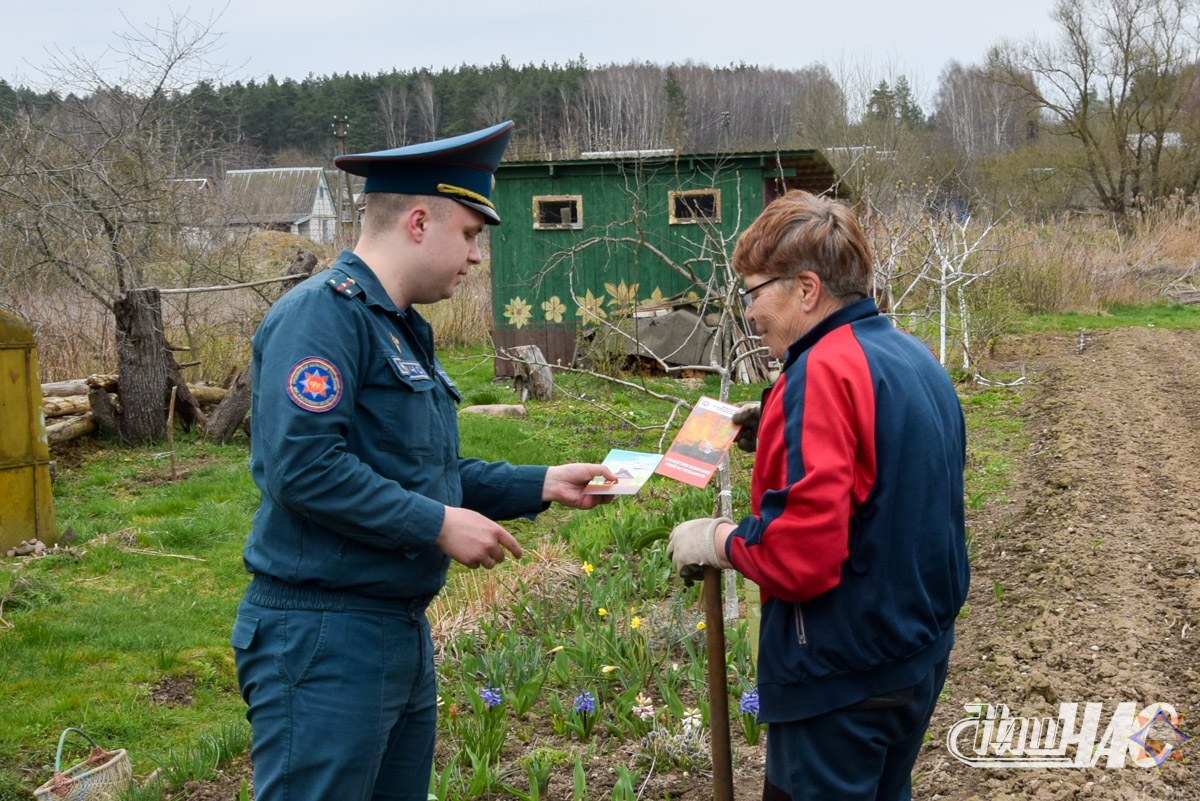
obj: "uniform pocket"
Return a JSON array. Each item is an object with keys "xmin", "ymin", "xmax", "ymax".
[
  {"xmin": 275, "ymin": 609, "xmax": 330, "ymax": 687},
  {"xmin": 231, "ymin": 614, "xmax": 259, "ymax": 650},
  {"xmin": 366, "ymin": 355, "xmax": 437, "ymax": 455}
]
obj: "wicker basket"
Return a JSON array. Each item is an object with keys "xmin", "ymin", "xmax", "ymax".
[{"xmin": 33, "ymin": 728, "xmax": 132, "ymax": 801}]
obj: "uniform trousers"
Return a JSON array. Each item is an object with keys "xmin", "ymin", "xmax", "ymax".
[
  {"xmin": 762, "ymin": 656, "xmax": 949, "ymax": 801},
  {"xmin": 233, "ymin": 597, "xmax": 437, "ymax": 801}
]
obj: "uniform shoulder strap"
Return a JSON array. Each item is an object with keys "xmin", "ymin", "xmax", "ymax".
[{"xmin": 324, "ymin": 270, "xmax": 364, "ymax": 299}]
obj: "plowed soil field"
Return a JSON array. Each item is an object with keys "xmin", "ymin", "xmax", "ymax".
[{"xmin": 917, "ymin": 326, "xmax": 1200, "ymax": 801}]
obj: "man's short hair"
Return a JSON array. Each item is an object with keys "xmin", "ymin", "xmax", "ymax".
[
  {"xmin": 362, "ymin": 193, "xmax": 455, "ymax": 234},
  {"xmin": 732, "ymin": 190, "xmax": 872, "ymax": 302}
]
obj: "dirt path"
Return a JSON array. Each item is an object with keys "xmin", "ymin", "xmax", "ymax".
[{"xmin": 918, "ymin": 327, "xmax": 1200, "ymax": 801}]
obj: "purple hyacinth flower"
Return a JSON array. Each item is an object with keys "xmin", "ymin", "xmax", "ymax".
[
  {"xmin": 481, "ymin": 685, "xmax": 503, "ymax": 708},
  {"xmin": 739, "ymin": 688, "xmax": 760, "ymax": 715},
  {"xmin": 573, "ymin": 691, "xmax": 596, "ymax": 714}
]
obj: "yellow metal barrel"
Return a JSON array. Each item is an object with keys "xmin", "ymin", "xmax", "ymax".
[{"xmin": 0, "ymin": 308, "xmax": 56, "ymax": 551}]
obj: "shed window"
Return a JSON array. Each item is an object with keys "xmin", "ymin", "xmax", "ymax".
[
  {"xmin": 533, "ymin": 195, "xmax": 583, "ymax": 230},
  {"xmin": 669, "ymin": 189, "xmax": 721, "ymax": 224}
]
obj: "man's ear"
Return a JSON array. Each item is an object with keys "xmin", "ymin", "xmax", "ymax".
[{"xmin": 405, "ymin": 205, "xmax": 431, "ymax": 242}]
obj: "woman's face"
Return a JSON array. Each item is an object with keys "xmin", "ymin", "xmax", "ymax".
[{"xmin": 742, "ymin": 272, "xmax": 810, "ymax": 359}]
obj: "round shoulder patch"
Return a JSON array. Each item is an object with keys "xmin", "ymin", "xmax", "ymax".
[{"xmin": 287, "ymin": 357, "xmax": 343, "ymax": 412}]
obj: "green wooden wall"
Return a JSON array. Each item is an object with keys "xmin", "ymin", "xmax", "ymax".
[{"xmin": 490, "ymin": 155, "xmax": 778, "ymax": 369}]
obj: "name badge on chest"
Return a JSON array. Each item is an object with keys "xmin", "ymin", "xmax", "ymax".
[{"xmin": 391, "ymin": 357, "xmax": 430, "ymax": 380}]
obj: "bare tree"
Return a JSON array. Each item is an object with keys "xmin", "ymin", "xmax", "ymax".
[
  {"xmin": 475, "ymin": 82, "xmax": 517, "ymax": 127},
  {"xmin": 414, "ymin": 73, "xmax": 440, "ymax": 140},
  {"xmin": 377, "ymin": 81, "xmax": 410, "ymax": 148},
  {"xmin": 0, "ymin": 11, "xmax": 240, "ymax": 441},
  {"xmin": 988, "ymin": 0, "xmax": 1200, "ymax": 214},
  {"xmin": 935, "ymin": 60, "xmax": 1037, "ymax": 159}
]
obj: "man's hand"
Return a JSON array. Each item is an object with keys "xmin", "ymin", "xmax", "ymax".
[
  {"xmin": 435, "ymin": 506, "xmax": 522, "ymax": 569},
  {"xmin": 543, "ymin": 463, "xmax": 619, "ymax": 509},
  {"xmin": 732, "ymin": 401, "xmax": 761, "ymax": 453},
  {"xmin": 667, "ymin": 517, "xmax": 734, "ymax": 581}
]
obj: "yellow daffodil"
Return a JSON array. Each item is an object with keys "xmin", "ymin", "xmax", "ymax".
[
  {"xmin": 598, "ymin": 607, "xmax": 608, "ymax": 617},
  {"xmin": 697, "ymin": 621, "xmax": 706, "ymax": 631},
  {"xmin": 601, "ymin": 665, "xmax": 618, "ymax": 674},
  {"xmin": 547, "ymin": 645, "xmax": 564, "ymax": 654},
  {"xmin": 630, "ymin": 616, "xmax": 642, "ymax": 629},
  {"xmin": 583, "ymin": 561, "xmax": 594, "ymax": 575}
]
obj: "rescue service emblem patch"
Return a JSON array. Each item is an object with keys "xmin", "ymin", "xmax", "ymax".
[{"xmin": 287, "ymin": 357, "xmax": 343, "ymax": 412}]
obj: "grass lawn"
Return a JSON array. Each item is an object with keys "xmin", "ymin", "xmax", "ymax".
[{"xmin": 2, "ymin": 338, "xmax": 1029, "ymax": 800}]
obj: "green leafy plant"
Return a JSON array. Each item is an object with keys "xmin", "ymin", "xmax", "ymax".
[{"xmin": 738, "ymin": 686, "xmax": 764, "ymax": 746}]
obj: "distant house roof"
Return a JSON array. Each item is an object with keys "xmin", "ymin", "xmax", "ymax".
[
  {"xmin": 324, "ymin": 169, "xmax": 366, "ymax": 214},
  {"xmin": 324, "ymin": 169, "xmax": 364, "ymax": 196},
  {"xmin": 222, "ymin": 167, "xmax": 330, "ymax": 226}
]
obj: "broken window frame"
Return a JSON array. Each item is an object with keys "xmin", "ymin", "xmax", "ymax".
[
  {"xmin": 532, "ymin": 194, "xmax": 584, "ymax": 230},
  {"xmin": 668, "ymin": 189, "xmax": 721, "ymax": 225}
]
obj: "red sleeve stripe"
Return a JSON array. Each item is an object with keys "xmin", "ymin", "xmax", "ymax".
[{"xmin": 728, "ymin": 323, "xmax": 877, "ymax": 602}]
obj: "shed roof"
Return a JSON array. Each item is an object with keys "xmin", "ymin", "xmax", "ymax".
[
  {"xmin": 498, "ymin": 148, "xmax": 847, "ymax": 197},
  {"xmin": 222, "ymin": 167, "xmax": 328, "ymax": 225}
]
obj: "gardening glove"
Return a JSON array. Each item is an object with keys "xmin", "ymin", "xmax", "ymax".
[
  {"xmin": 731, "ymin": 401, "xmax": 761, "ymax": 453},
  {"xmin": 667, "ymin": 517, "xmax": 733, "ymax": 583}
]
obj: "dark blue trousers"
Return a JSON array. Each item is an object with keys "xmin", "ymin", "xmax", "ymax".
[
  {"xmin": 763, "ymin": 657, "xmax": 949, "ymax": 801},
  {"xmin": 233, "ymin": 599, "xmax": 437, "ymax": 801}
]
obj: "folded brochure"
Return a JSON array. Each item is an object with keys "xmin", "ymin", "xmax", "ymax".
[
  {"xmin": 653, "ymin": 396, "xmax": 742, "ymax": 488},
  {"xmin": 584, "ymin": 449, "xmax": 665, "ymax": 495}
]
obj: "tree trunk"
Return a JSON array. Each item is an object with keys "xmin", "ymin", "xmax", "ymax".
[
  {"xmin": 88, "ymin": 382, "xmax": 119, "ymax": 438},
  {"xmin": 41, "ymin": 375, "xmax": 117, "ymax": 397},
  {"xmin": 206, "ymin": 364, "xmax": 253, "ymax": 444},
  {"xmin": 42, "ymin": 395, "xmax": 93, "ymax": 418},
  {"xmin": 167, "ymin": 352, "xmax": 208, "ymax": 430},
  {"xmin": 189, "ymin": 385, "xmax": 228, "ymax": 404},
  {"xmin": 114, "ymin": 287, "xmax": 170, "ymax": 442},
  {"xmin": 509, "ymin": 345, "xmax": 554, "ymax": 401},
  {"xmin": 275, "ymin": 248, "xmax": 319, "ymax": 301},
  {"xmin": 46, "ymin": 414, "xmax": 97, "ymax": 445}
]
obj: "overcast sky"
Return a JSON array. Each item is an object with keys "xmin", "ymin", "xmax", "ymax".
[{"xmin": 1, "ymin": 0, "xmax": 1064, "ymax": 108}]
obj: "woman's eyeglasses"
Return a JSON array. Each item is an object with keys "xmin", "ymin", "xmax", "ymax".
[{"xmin": 738, "ymin": 276, "xmax": 783, "ymax": 306}]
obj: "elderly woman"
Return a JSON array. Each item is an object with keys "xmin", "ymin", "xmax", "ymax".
[{"xmin": 668, "ymin": 191, "xmax": 969, "ymax": 801}]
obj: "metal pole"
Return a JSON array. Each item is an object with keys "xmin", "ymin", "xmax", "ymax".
[{"xmin": 704, "ymin": 565, "xmax": 734, "ymax": 801}]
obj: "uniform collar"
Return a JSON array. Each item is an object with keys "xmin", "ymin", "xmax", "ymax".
[
  {"xmin": 335, "ymin": 251, "xmax": 408, "ymax": 315},
  {"xmin": 781, "ymin": 297, "xmax": 880, "ymax": 370}
]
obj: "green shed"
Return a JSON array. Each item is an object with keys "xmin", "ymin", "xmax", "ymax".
[{"xmin": 489, "ymin": 148, "xmax": 845, "ymax": 375}]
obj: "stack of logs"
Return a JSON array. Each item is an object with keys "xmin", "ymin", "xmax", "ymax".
[{"xmin": 41, "ymin": 374, "xmax": 234, "ymax": 445}]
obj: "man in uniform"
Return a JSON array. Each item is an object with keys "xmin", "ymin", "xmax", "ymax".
[
  {"xmin": 668, "ymin": 191, "xmax": 968, "ymax": 801},
  {"xmin": 232, "ymin": 121, "xmax": 614, "ymax": 801}
]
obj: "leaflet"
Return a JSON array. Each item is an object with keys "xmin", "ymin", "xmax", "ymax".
[
  {"xmin": 653, "ymin": 396, "xmax": 742, "ymax": 488},
  {"xmin": 584, "ymin": 449, "xmax": 665, "ymax": 495}
]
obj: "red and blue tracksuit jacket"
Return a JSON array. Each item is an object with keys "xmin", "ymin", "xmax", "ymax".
[{"xmin": 727, "ymin": 298, "xmax": 968, "ymax": 723}]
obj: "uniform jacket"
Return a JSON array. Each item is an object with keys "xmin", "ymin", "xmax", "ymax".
[
  {"xmin": 243, "ymin": 251, "xmax": 547, "ymax": 602},
  {"xmin": 727, "ymin": 298, "xmax": 968, "ymax": 722}
]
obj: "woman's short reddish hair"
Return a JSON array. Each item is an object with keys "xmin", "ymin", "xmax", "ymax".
[{"xmin": 732, "ymin": 190, "xmax": 872, "ymax": 302}]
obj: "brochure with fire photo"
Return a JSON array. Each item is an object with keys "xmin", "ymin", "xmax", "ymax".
[
  {"xmin": 584, "ymin": 449, "xmax": 665, "ymax": 495},
  {"xmin": 654, "ymin": 396, "xmax": 742, "ymax": 488}
]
